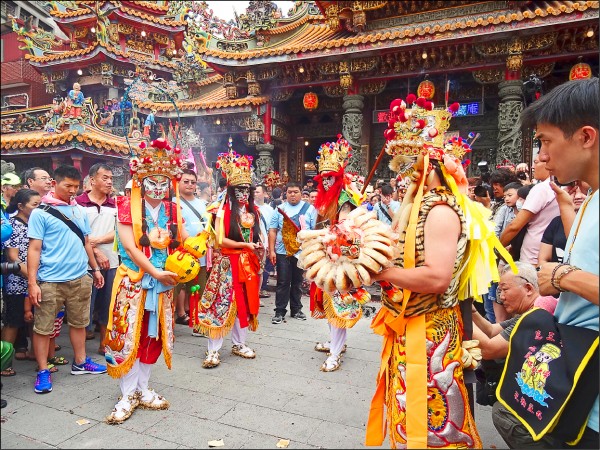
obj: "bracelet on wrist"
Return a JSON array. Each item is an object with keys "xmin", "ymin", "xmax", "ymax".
[
  {"xmin": 554, "ymin": 265, "xmax": 581, "ymax": 292},
  {"xmin": 550, "ymin": 264, "xmax": 566, "ymax": 291}
]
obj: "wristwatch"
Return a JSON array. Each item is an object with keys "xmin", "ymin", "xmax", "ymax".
[{"xmin": 92, "ymin": 268, "xmax": 101, "ymax": 272}]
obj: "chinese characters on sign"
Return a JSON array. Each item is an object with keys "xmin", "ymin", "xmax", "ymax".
[{"xmin": 373, "ymin": 102, "xmax": 484, "ymax": 123}]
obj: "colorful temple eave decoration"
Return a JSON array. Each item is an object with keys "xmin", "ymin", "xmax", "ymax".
[
  {"xmin": 198, "ymin": 1, "xmax": 599, "ymax": 61},
  {"xmin": 136, "ymin": 94, "xmax": 271, "ymax": 113},
  {"xmin": 0, "ymin": 129, "xmax": 133, "ymax": 156}
]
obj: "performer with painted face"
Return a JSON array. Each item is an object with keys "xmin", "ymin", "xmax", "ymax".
[
  {"xmin": 364, "ymin": 95, "xmax": 514, "ymax": 448},
  {"xmin": 104, "ymin": 137, "xmax": 188, "ymax": 424},
  {"xmin": 308, "ymin": 135, "xmax": 369, "ymax": 372},
  {"xmin": 194, "ymin": 146, "xmax": 262, "ymax": 369}
]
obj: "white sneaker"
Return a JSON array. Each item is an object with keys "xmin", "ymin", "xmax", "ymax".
[
  {"xmin": 231, "ymin": 344, "xmax": 256, "ymax": 359},
  {"xmin": 105, "ymin": 394, "xmax": 139, "ymax": 424},
  {"xmin": 138, "ymin": 388, "xmax": 169, "ymax": 410}
]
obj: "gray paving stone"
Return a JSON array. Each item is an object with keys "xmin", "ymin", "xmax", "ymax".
[
  {"xmin": 57, "ymin": 422, "xmax": 179, "ymax": 449},
  {"xmin": 217, "ymin": 402, "xmax": 323, "ymax": 443},
  {"xmin": 0, "ymin": 430, "xmax": 55, "ymax": 449},
  {"xmin": 0, "ymin": 403, "xmax": 98, "ymax": 446}
]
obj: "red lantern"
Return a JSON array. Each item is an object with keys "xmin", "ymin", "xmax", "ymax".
[
  {"xmin": 303, "ymin": 92, "xmax": 318, "ymax": 111},
  {"xmin": 417, "ymin": 80, "xmax": 435, "ymax": 100},
  {"xmin": 569, "ymin": 63, "xmax": 592, "ymax": 80}
]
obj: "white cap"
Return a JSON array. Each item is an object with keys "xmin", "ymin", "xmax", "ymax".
[{"xmin": 125, "ymin": 180, "xmax": 133, "ymax": 189}]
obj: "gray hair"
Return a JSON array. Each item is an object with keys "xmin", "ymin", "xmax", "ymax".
[{"xmin": 500, "ymin": 261, "xmax": 539, "ymax": 291}]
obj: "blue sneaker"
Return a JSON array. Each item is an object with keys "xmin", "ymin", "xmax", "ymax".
[
  {"xmin": 71, "ymin": 357, "xmax": 107, "ymax": 375},
  {"xmin": 34, "ymin": 369, "xmax": 52, "ymax": 394}
]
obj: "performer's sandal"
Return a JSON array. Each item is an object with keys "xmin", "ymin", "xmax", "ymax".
[
  {"xmin": 138, "ymin": 388, "xmax": 170, "ymax": 410},
  {"xmin": 105, "ymin": 393, "xmax": 139, "ymax": 424},
  {"xmin": 320, "ymin": 354, "xmax": 342, "ymax": 372},
  {"xmin": 231, "ymin": 344, "xmax": 256, "ymax": 359},
  {"xmin": 203, "ymin": 350, "xmax": 221, "ymax": 368},
  {"xmin": 314, "ymin": 342, "xmax": 347, "ymax": 354}
]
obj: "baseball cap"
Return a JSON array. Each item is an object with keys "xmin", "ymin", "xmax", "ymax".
[{"xmin": 1, "ymin": 172, "xmax": 21, "ymax": 186}]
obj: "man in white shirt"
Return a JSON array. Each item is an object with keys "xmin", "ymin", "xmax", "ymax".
[
  {"xmin": 254, "ymin": 184, "xmax": 273, "ymax": 298},
  {"xmin": 75, "ymin": 163, "xmax": 118, "ymax": 352},
  {"xmin": 174, "ymin": 169, "xmax": 207, "ymax": 327},
  {"xmin": 373, "ymin": 184, "xmax": 400, "ymax": 226}
]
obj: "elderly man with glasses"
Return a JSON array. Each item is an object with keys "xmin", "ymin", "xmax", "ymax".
[
  {"xmin": 22, "ymin": 167, "xmax": 53, "ymax": 196},
  {"xmin": 471, "ymin": 261, "xmax": 557, "ymax": 360}
]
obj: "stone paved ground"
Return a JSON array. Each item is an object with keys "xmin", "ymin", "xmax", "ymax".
[{"xmin": 1, "ymin": 281, "xmax": 507, "ymax": 449}]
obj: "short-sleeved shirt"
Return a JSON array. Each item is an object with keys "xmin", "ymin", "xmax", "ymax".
[
  {"xmin": 555, "ymin": 190, "xmax": 599, "ymax": 432},
  {"xmin": 499, "ymin": 316, "xmax": 519, "ymax": 341},
  {"xmin": 4, "ymin": 217, "xmax": 29, "ymax": 294},
  {"xmin": 75, "ymin": 191, "xmax": 119, "ymax": 269},
  {"xmin": 258, "ymin": 203, "xmax": 274, "ymax": 246},
  {"xmin": 269, "ymin": 201, "xmax": 317, "ymax": 257},
  {"xmin": 28, "ymin": 204, "xmax": 91, "ymax": 283},
  {"xmin": 175, "ymin": 196, "xmax": 207, "ymax": 266},
  {"xmin": 520, "ymin": 178, "xmax": 560, "ymax": 264},
  {"xmin": 541, "ymin": 215, "xmax": 567, "ymax": 263},
  {"xmin": 494, "ymin": 203, "xmax": 516, "ymax": 238},
  {"xmin": 373, "ymin": 200, "xmax": 400, "ymax": 225}
]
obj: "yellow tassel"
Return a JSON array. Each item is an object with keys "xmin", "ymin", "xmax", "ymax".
[
  {"xmin": 159, "ymin": 290, "xmax": 173, "ymax": 370},
  {"xmin": 196, "ymin": 301, "xmax": 238, "ymax": 340},
  {"xmin": 107, "ymin": 289, "xmax": 146, "ymax": 379},
  {"xmin": 322, "ymin": 293, "xmax": 362, "ymax": 329}
]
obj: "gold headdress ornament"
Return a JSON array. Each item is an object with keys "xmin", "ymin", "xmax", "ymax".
[
  {"xmin": 263, "ymin": 170, "xmax": 282, "ymax": 189},
  {"xmin": 316, "ymin": 134, "xmax": 351, "ymax": 173},
  {"xmin": 216, "ymin": 137, "xmax": 253, "ymax": 186},
  {"xmin": 129, "ymin": 136, "xmax": 185, "ymax": 182}
]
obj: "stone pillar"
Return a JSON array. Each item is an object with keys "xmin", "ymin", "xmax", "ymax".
[
  {"xmin": 497, "ymin": 45, "xmax": 524, "ymax": 166},
  {"xmin": 342, "ymin": 94, "xmax": 364, "ymax": 174},
  {"xmin": 254, "ymin": 143, "xmax": 275, "ymax": 181},
  {"xmin": 497, "ymin": 80, "xmax": 524, "ymax": 166}
]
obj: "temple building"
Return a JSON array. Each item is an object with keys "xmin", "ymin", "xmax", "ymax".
[{"xmin": 1, "ymin": 0, "xmax": 598, "ymax": 189}]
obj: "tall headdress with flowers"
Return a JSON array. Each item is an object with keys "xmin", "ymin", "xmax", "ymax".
[
  {"xmin": 129, "ymin": 137, "xmax": 185, "ymax": 183},
  {"xmin": 316, "ymin": 134, "xmax": 351, "ymax": 174},
  {"xmin": 216, "ymin": 137, "xmax": 253, "ymax": 186}
]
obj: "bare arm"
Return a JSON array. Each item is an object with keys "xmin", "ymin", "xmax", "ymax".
[
  {"xmin": 473, "ymin": 324, "xmax": 509, "ymax": 360},
  {"xmin": 268, "ymin": 228, "xmax": 277, "ymax": 265},
  {"xmin": 371, "ymin": 204, "xmax": 460, "ymax": 294},
  {"xmin": 549, "ymin": 182, "xmax": 576, "ymax": 236},
  {"xmin": 500, "ymin": 209, "xmax": 534, "ymax": 246},
  {"xmin": 537, "ymin": 242, "xmax": 554, "ymax": 265},
  {"xmin": 472, "ymin": 307, "xmax": 503, "ymax": 338},
  {"xmin": 89, "ymin": 230, "xmax": 115, "ymax": 246},
  {"xmin": 27, "ymin": 238, "xmax": 42, "ymax": 306},
  {"xmin": 84, "ymin": 235, "xmax": 104, "ymax": 289},
  {"xmin": 538, "ymin": 263, "xmax": 599, "ymax": 305}
]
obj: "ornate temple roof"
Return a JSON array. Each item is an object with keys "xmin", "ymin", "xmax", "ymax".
[
  {"xmin": 200, "ymin": 0, "xmax": 599, "ymax": 64},
  {"xmin": 1, "ymin": 128, "xmax": 133, "ymax": 156}
]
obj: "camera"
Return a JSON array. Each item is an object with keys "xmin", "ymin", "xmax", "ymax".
[
  {"xmin": 0, "ymin": 261, "xmax": 21, "ymax": 276},
  {"xmin": 473, "ymin": 185, "xmax": 489, "ymax": 198},
  {"xmin": 517, "ymin": 171, "xmax": 528, "ymax": 181},
  {"xmin": 477, "ymin": 161, "xmax": 489, "ymax": 173}
]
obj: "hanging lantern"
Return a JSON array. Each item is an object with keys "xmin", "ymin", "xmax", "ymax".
[
  {"xmin": 417, "ymin": 80, "xmax": 435, "ymax": 100},
  {"xmin": 569, "ymin": 62, "xmax": 592, "ymax": 80},
  {"xmin": 303, "ymin": 91, "xmax": 319, "ymax": 112}
]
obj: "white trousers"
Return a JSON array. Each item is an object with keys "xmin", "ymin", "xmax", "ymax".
[
  {"xmin": 329, "ymin": 323, "xmax": 347, "ymax": 357},
  {"xmin": 207, "ymin": 317, "xmax": 247, "ymax": 352},
  {"xmin": 118, "ymin": 359, "xmax": 153, "ymax": 397}
]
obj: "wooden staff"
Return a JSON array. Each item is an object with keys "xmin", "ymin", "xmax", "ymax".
[{"xmin": 361, "ymin": 142, "xmax": 387, "ymax": 194}]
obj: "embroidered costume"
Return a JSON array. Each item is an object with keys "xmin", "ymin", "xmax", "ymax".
[
  {"xmin": 104, "ymin": 137, "xmax": 186, "ymax": 424},
  {"xmin": 365, "ymin": 95, "xmax": 514, "ymax": 448},
  {"xmin": 304, "ymin": 136, "xmax": 368, "ymax": 371},
  {"xmin": 194, "ymin": 145, "xmax": 262, "ymax": 368}
]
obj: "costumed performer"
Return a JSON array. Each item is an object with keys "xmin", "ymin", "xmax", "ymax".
[
  {"xmin": 194, "ymin": 146, "xmax": 262, "ymax": 369},
  {"xmin": 365, "ymin": 94, "xmax": 515, "ymax": 448},
  {"xmin": 104, "ymin": 137, "xmax": 188, "ymax": 424},
  {"xmin": 309, "ymin": 135, "xmax": 370, "ymax": 372}
]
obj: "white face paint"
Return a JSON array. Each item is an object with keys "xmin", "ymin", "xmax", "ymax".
[
  {"xmin": 322, "ymin": 175, "xmax": 336, "ymax": 191},
  {"xmin": 144, "ymin": 175, "xmax": 170, "ymax": 200},
  {"xmin": 234, "ymin": 185, "xmax": 250, "ymax": 204}
]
